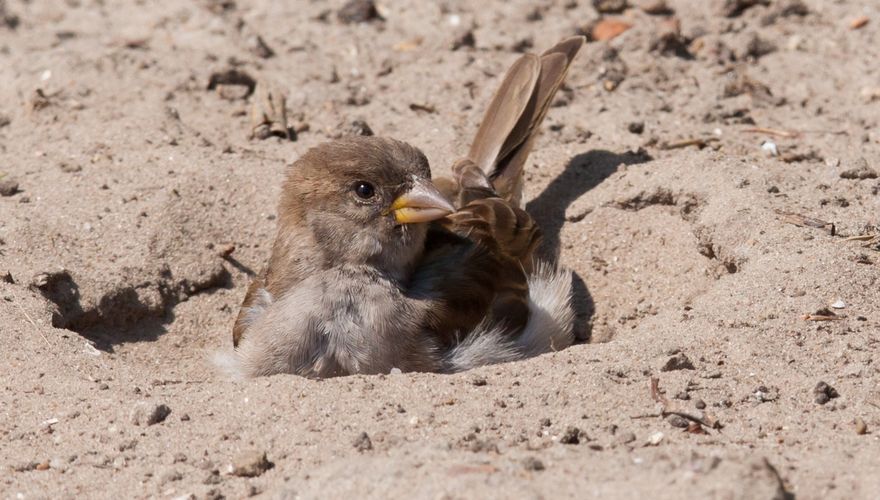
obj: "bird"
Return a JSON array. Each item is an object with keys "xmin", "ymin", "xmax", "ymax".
[{"xmin": 218, "ymin": 36, "xmax": 585, "ymax": 378}]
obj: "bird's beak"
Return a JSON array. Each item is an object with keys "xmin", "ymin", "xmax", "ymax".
[{"xmin": 389, "ymin": 178, "xmax": 455, "ymax": 224}]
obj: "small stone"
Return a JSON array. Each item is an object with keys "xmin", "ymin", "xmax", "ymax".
[
  {"xmin": 353, "ymin": 431, "xmax": 373, "ymax": 452},
  {"xmin": 450, "ymin": 29, "xmax": 475, "ymax": 51},
  {"xmin": 667, "ymin": 415, "xmax": 689, "ymax": 428},
  {"xmin": 559, "ymin": 426, "xmax": 581, "ymax": 444},
  {"xmin": 674, "ymin": 391, "xmax": 690, "ymax": 401},
  {"xmin": 0, "ymin": 179, "xmax": 20, "ymax": 196},
  {"xmin": 661, "ymin": 352, "xmax": 695, "ymax": 372},
  {"xmin": 540, "ymin": 418, "xmax": 552, "ymax": 427},
  {"xmin": 645, "ymin": 431, "xmax": 664, "ymax": 446},
  {"xmin": 830, "ymin": 299, "xmax": 846, "ymax": 309},
  {"xmin": 813, "ymin": 381, "xmax": 839, "ymax": 405},
  {"xmin": 522, "ymin": 457, "xmax": 545, "ymax": 471},
  {"xmin": 762, "ymin": 141, "xmax": 779, "ymax": 157},
  {"xmin": 337, "ymin": 0, "xmax": 382, "ymax": 24},
  {"xmin": 840, "ymin": 158, "xmax": 877, "ymax": 180},
  {"xmin": 130, "ymin": 402, "xmax": 172, "ymax": 426},
  {"xmin": 721, "ymin": 0, "xmax": 769, "ymax": 18},
  {"xmin": 628, "ymin": 121, "xmax": 645, "ymax": 134},
  {"xmin": 637, "ymin": 0, "xmax": 672, "ymax": 15},
  {"xmin": 229, "ymin": 450, "xmax": 272, "ymax": 477},
  {"xmin": 593, "ymin": 0, "xmax": 628, "ymax": 14},
  {"xmin": 180, "ymin": 413, "xmax": 191, "ymax": 421},
  {"xmin": 855, "ymin": 417, "xmax": 867, "ymax": 435},
  {"xmin": 98, "ymin": 383, "xmax": 109, "ymax": 390},
  {"xmin": 694, "ymin": 399, "xmax": 707, "ymax": 410},
  {"xmin": 344, "ymin": 119, "xmax": 374, "ymax": 137},
  {"xmin": 471, "ymin": 376, "xmax": 487, "ymax": 386}
]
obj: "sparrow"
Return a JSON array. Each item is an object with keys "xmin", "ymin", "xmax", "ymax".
[{"xmin": 220, "ymin": 36, "xmax": 585, "ymax": 378}]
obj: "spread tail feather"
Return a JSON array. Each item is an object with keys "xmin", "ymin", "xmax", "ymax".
[{"xmin": 443, "ymin": 261, "xmax": 574, "ymax": 372}]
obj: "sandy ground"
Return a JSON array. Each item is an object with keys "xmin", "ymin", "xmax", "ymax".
[{"xmin": 2, "ymin": 0, "xmax": 880, "ymax": 498}]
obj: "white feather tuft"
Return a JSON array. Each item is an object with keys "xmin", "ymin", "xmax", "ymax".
[{"xmin": 443, "ymin": 261, "xmax": 574, "ymax": 372}]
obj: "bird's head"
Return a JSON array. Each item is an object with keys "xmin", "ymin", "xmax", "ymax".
[{"xmin": 279, "ymin": 136, "xmax": 454, "ymax": 280}]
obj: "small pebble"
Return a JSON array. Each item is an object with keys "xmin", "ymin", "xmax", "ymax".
[
  {"xmin": 0, "ymin": 179, "xmax": 20, "ymax": 196},
  {"xmin": 830, "ymin": 299, "xmax": 846, "ymax": 309},
  {"xmin": 450, "ymin": 29, "xmax": 475, "ymax": 51},
  {"xmin": 471, "ymin": 376, "xmax": 487, "ymax": 386},
  {"xmin": 855, "ymin": 417, "xmax": 867, "ymax": 435},
  {"xmin": 694, "ymin": 399, "xmax": 707, "ymax": 410},
  {"xmin": 627, "ymin": 121, "xmax": 645, "ymax": 134},
  {"xmin": 813, "ymin": 381, "xmax": 839, "ymax": 405},
  {"xmin": 559, "ymin": 426, "xmax": 581, "ymax": 445},
  {"xmin": 353, "ymin": 431, "xmax": 373, "ymax": 451},
  {"xmin": 840, "ymin": 158, "xmax": 877, "ymax": 180},
  {"xmin": 228, "ymin": 450, "xmax": 272, "ymax": 477},
  {"xmin": 761, "ymin": 141, "xmax": 779, "ymax": 157},
  {"xmin": 645, "ymin": 431, "xmax": 664, "ymax": 446},
  {"xmin": 667, "ymin": 415, "xmax": 689, "ymax": 428},
  {"xmin": 130, "ymin": 402, "xmax": 172, "ymax": 426},
  {"xmin": 593, "ymin": 0, "xmax": 627, "ymax": 14},
  {"xmin": 522, "ymin": 457, "xmax": 545, "ymax": 471},
  {"xmin": 337, "ymin": 0, "xmax": 381, "ymax": 24},
  {"xmin": 661, "ymin": 352, "xmax": 695, "ymax": 372}
]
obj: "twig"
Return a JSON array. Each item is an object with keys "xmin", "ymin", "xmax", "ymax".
[
  {"xmin": 741, "ymin": 127, "xmax": 800, "ymax": 138},
  {"xmin": 660, "ymin": 137, "xmax": 719, "ymax": 150},
  {"xmin": 843, "ymin": 234, "xmax": 878, "ymax": 242},
  {"xmin": 803, "ymin": 314, "xmax": 843, "ymax": 322},
  {"xmin": 775, "ymin": 210, "xmax": 835, "ymax": 236},
  {"xmin": 650, "ymin": 377, "xmax": 722, "ymax": 431}
]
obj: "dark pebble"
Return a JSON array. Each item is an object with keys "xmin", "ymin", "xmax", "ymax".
[
  {"xmin": 813, "ymin": 381, "xmax": 839, "ymax": 405},
  {"xmin": 0, "ymin": 179, "xmax": 20, "ymax": 197},
  {"xmin": 337, "ymin": 0, "xmax": 382, "ymax": 24},
  {"xmin": 353, "ymin": 431, "xmax": 373, "ymax": 451},
  {"xmin": 522, "ymin": 457, "xmax": 545, "ymax": 471},
  {"xmin": 559, "ymin": 426, "xmax": 581, "ymax": 445},
  {"xmin": 667, "ymin": 414, "xmax": 690, "ymax": 428},
  {"xmin": 661, "ymin": 352, "xmax": 695, "ymax": 372}
]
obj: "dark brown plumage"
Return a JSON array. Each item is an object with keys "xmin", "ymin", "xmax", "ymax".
[{"xmin": 223, "ymin": 37, "xmax": 585, "ymax": 378}]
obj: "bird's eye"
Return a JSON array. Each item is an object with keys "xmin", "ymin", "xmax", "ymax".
[{"xmin": 353, "ymin": 181, "xmax": 375, "ymax": 199}]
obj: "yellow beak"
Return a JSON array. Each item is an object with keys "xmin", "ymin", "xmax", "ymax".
[{"xmin": 390, "ymin": 178, "xmax": 455, "ymax": 224}]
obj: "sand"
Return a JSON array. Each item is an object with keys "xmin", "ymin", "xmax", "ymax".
[{"xmin": 1, "ymin": 0, "xmax": 879, "ymax": 498}]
